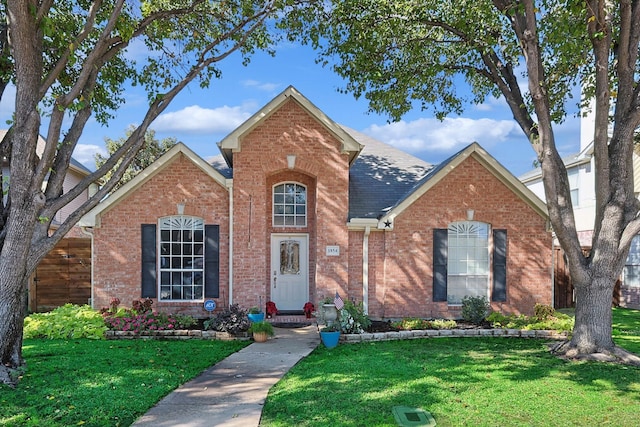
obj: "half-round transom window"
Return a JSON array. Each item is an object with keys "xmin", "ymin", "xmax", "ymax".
[{"xmin": 273, "ymin": 183, "xmax": 307, "ymax": 227}]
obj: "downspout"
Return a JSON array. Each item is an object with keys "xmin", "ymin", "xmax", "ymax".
[
  {"xmin": 228, "ymin": 180, "xmax": 234, "ymax": 305},
  {"xmin": 80, "ymin": 226, "xmax": 94, "ymax": 309},
  {"xmin": 363, "ymin": 226, "xmax": 371, "ymax": 314}
]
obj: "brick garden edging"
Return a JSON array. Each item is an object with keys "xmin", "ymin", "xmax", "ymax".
[
  {"xmin": 341, "ymin": 328, "xmax": 569, "ymax": 343},
  {"xmin": 105, "ymin": 328, "xmax": 568, "ymax": 342},
  {"xmin": 105, "ymin": 330, "xmax": 250, "ymax": 341}
]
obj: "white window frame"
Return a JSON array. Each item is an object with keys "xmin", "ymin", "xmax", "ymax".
[
  {"xmin": 158, "ymin": 215, "xmax": 205, "ymax": 301},
  {"xmin": 624, "ymin": 235, "xmax": 640, "ymax": 288},
  {"xmin": 273, "ymin": 182, "xmax": 307, "ymax": 227},
  {"xmin": 447, "ymin": 221, "xmax": 490, "ymax": 305}
]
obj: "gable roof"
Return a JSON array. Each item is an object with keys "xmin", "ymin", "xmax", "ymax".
[
  {"xmin": 355, "ymin": 142, "xmax": 548, "ymax": 229},
  {"xmin": 519, "ymin": 141, "xmax": 593, "ymax": 183},
  {"xmin": 218, "ymin": 86, "xmax": 363, "ymax": 167},
  {"xmin": 79, "ymin": 143, "xmax": 228, "ymax": 227}
]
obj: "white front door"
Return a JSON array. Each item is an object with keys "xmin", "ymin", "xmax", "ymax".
[{"xmin": 270, "ymin": 234, "xmax": 309, "ymax": 311}]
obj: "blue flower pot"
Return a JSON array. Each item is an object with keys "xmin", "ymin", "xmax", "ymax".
[
  {"xmin": 248, "ymin": 313, "xmax": 265, "ymax": 323},
  {"xmin": 320, "ymin": 331, "xmax": 341, "ymax": 349}
]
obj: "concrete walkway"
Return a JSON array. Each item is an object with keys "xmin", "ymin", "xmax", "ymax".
[{"xmin": 131, "ymin": 325, "xmax": 320, "ymax": 427}]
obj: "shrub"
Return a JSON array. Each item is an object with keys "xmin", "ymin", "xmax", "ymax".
[
  {"xmin": 339, "ymin": 300, "xmax": 371, "ymax": 333},
  {"xmin": 24, "ymin": 304, "xmax": 107, "ymax": 339},
  {"xmin": 461, "ymin": 296, "xmax": 490, "ymax": 325},
  {"xmin": 391, "ymin": 318, "xmax": 431, "ymax": 330},
  {"xmin": 132, "ymin": 298, "xmax": 153, "ymax": 314},
  {"xmin": 430, "ymin": 319, "xmax": 457, "ymax": 329},
  {"xmin": 534, "ymin": 303, "xmax": 555, "ymax": 321},
  {"xmin": 203, "ymin": 304, "xmax": 250, "ymax": 334},
  {"xmin": 487, "ymin": 310, "xmax": 574, "ymax": 332}
]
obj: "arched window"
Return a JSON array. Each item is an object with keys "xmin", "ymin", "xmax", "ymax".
[
  {"xmin": 158, "ymin": 215, "xmax": 205, "ymax": 300},
  {"xmin": 273, "ymin": 182, "xmax": 307, "ymax": 227},
  {"xmin": 447, "ymin": 221, "xmax": 490, "ymax": 304}
]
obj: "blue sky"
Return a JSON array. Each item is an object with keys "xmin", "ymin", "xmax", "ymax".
[{"xmin": 1, "ymin": 40, "xmax": 582, "ymax": 178}]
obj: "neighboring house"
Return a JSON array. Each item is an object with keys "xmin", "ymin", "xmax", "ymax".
[
  {"xmin": 80, "ymin": 86, "xmax": 552, "ymax": 320},
  {"xmin": 1, "ymin": 130, "xmax": 95, "ymax": 311},
  {"xmin": 520, "ymin": 106, "xmax": 640, "ymax": 310}
]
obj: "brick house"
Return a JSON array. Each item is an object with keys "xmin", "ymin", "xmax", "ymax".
[{"xmin": 80, "ymin": 86, "xmax": 552, "ymax": 320}]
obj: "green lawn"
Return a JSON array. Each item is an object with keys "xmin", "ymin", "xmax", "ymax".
[
  {"xmin": 0, "ymin": 339, "xmax": 248, "ymax": 427},
  {"xmin": 260, "ymin": 308, "xmax": 640, "ymax": 427},
  {"xmin": 1, "ymin": 308, "xmax": 638, "ymax": 427}
]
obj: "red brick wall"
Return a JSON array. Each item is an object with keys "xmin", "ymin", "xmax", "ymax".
[
  {"xmin": 620, "ymin": 286, "xmax": 640, "ymax": 309},
  {"xmin": 349, "ymin": 155, "xmax": 552, "ymax": 319},
  {"xmin": 92, "ymin": 154, "xmax": 229, "ymax": 318},
  {"xmin": 231, "ymin": 99, "xmax": 351, "ymax": 309}
]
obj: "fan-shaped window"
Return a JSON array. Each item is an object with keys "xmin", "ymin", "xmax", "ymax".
[
  {"xmin": 447, "ymin": 221, "xmax": 490, "ymax": 304},
  {"xmin": 158, "ymin": 215, "xmax": 205, "ymax": 300},
  {"xmin": 273, "ymin": 182, "xmax": 307, "ymax": 227}
]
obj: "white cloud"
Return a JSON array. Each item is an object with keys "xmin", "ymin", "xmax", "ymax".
[
  {"xmin": 153, "ymin": 104, "xmax": 253, "ymax": 134},
  {"xmin": 364, "ymin": 117, "xmax": 519, "ymax": 153},
  {"xmin": 242, "ymin": 79, "xmax": 281, "ymax": 92},
  {"xmin": 73, "ymin": 144, "xmax": 106, "ymax": 169}
]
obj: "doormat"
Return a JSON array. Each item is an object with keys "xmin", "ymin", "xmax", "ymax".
[{"xmin": 392, "ymin": 406, "xmax": 436, "ymax": 427}]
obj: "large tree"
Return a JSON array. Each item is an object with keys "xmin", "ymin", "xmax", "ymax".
[
  {"xmin": 288, "ymin": 0, "xmax": 640, "ymax": 362},
  {"xmin": 95, "ymin": 126, "xmax": 179, "ymax": 191},
  {"xmin": 0, "ymin": 0, "xmax": 296, "ymax": 386}
]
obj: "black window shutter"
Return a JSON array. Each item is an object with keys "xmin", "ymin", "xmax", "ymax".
[
  {"xmin": 433, "ymin": 228, "xmax": 448, "ymax": 302},
  {"xmin": 492, "ymin": 229, "xmax": 507, "ymax": 302},
  {"xmin": 204, "ymin": 225, "xmax": 220, "ymax": 298},
  {"xmin": 141, "ymin": 224, "xmax": 157, "ymax": 298}
]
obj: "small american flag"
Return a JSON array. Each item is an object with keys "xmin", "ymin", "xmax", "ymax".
[{"xmin": 334, "ymin": 292, "xmax": 345, "ymax": 310}]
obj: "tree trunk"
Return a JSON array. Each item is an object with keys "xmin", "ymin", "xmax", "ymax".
[
  {"xmin": 569, "ymin": 275, "xmax": 615, "ymax": 354},
  {"xmin": 0, "ymin": 274, "xmax": 28, "ymax": 387}
]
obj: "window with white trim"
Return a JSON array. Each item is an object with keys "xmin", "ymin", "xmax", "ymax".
[
  {"xmin": 447, "ymin": 221, "xmax": 490, "ymax": 304},
  {"xmin": 158, "ymin": 215, "xmax": 205, "ymax": 300},
  {"xmin": 624, "ymin": 235, "xmax": 640, "ymax": 287},
  {"xmin": 273, "ymin": 182, "xmax": 307, "ymax": 227},
  {"xmin": 568, "ymin": 169, "xmax": 579, "ymax": 207}
]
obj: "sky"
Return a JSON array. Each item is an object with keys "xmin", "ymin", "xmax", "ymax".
[{"xmin": 0, "ymin": 39, "xmax": 583, "ymax": 178}]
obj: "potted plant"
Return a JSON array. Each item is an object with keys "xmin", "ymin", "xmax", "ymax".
[
  {"xmin": 247, "ymin": 306, "xmax": 265, "ymax": 323},
  {"xmin": 319, "ymin": 323, "xmax": 341, "ymax": 349},
  {"xmin": 248, "ymin": 321, "xmax": 274, "ymax": 343}
]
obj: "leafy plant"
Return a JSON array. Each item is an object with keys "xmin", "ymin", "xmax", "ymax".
[
  {"xmin": 23, "ymin": 304, "xmax": 107, "ymax": 339},
  {"xmin": 248, "ymin": 306, "xmax": 262, "ymax": 314},
  {"xmin": 132, "ymin": 298, "xmax": 154, "ymax": 314},
  {"xmin": 321, "ymin": 323, "xmax": 341, "ymax": 332},
  {"xmin": 392, "ymin": 317, "xmax": 431, "ymax": 330},
  {"xmin": 203, "ymin": 304, "xmax": 250, "ymax": 335},
  {"xmin": 104, "ymin": 311, "xmax": 185, "ymax": 334},
  {"xmin": 534, "ymin": 303, "xmax": 555, "ymax": 320},
  {"xmin": 339, "ymin": 300, "xmax": 371, "ymax": 333},
  {"xmin": 430, "ymin": 319, "xmax": 457, "ymax": 330},
  {"xmin": 461, "ymin": 295, "xmax": 490, "ymax": 325},
  {"xmin": 487, "ymin": 310, "xmax": 574, "ymax": 332},
  {"xmin": 248, "ymin": 321, "xmax": 274, "ymax": 336}
]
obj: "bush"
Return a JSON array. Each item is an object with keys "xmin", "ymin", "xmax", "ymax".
[
  {"xmin": 104, "ymin": 311, "xmax": 196, "ymax": 334},
  {"xmin": 534, "ymin": 303, "xmax": 555, "ymax": 320},
  {"xmin": 392, "ymin": 318, "xmax": 431, "ymax": 330},
  {"xmin": 24, "ymin": 304, "xmax": 107, "ymax": 339},
  {"xmin": 461, "ymin": 296, "xmax": 490, "ymax": 325},
  {"xmin": 203, "ymin": 304, "xmax": 250, "ymax": 334},
  {"xmin": 430, "ymin": 319, "xmax": 457, "ymax": 329},
  {"xmin": 339, "ymin": 300, "xmax": 371, "ymax": 333},
  {"xmin": 487, "ymin": 310, "xmax": 574, "ymax": 332}
]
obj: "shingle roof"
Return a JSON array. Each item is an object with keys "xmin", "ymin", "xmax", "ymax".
[{"xmin": 342, "ymin": 127, "xmax": 434, "ymax": 220}]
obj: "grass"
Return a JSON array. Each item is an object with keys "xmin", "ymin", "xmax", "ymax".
[
  {"xmin": 0, "ymin": 339, "xmax": 249, "ymax": 427},
  {"xmin": 1, "ymin": 308, "xmax": 638, "ymax": 427},
  {"xmin": 261, "ymin": 307, "xmax": 640, "ymax": 427}
]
